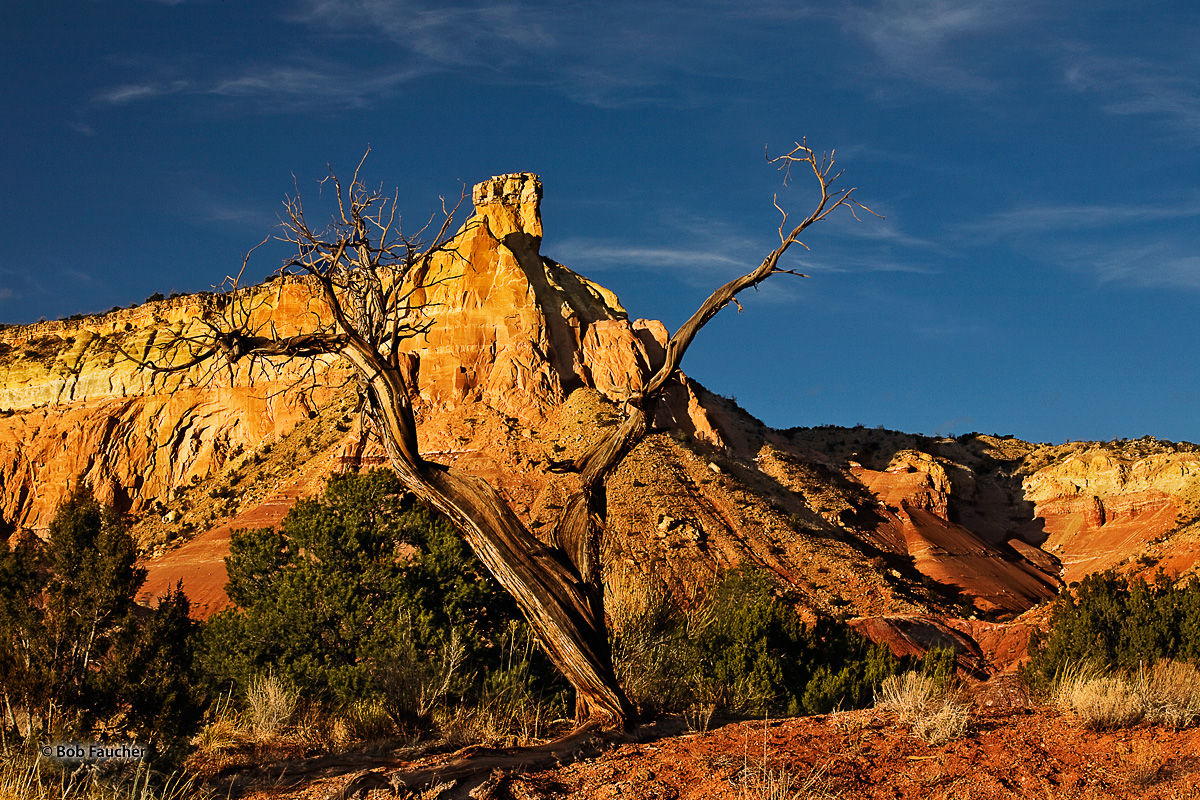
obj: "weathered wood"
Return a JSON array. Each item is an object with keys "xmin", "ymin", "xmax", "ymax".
[
  {"xmin": 329, "ymin": 716, "xmax": 694, "ymax": 800},
  {"xmin": 130, "ymin": 146, "xmax": 864, "ymax": 732}
]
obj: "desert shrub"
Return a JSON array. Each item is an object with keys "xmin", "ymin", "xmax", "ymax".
[
  {"xmin": 0, "ymin": 746, "xmax": 204, "ymax": 800},
  {"xmin": 1050, "ymin": 659, "xmax": 1200, "ymax": 731},
  {"xmin": 245, "ymin": 672, "xmax": 297, "ymax": 742},
  {"xmin": 876, "ymin": 671, "xmax": 970, "ymax": 744},
  {"xmin": 700, "ymin": 567, "xmax": 907, "ymax": 715},
  {"xmin": 610, "ymin": 589, "xmax": 708, "ymax": 715},
  {"xmin": 202, "ymin": 469, "xmax": 562, "ymax": 737},
  {"xmin": 0, "ymin": 486, "xmax": 205, "ymax": 766},
  {"xmin": 331, "ymin": 698, "xmax": 395, "ymax": 746},
  {"xmin": 438, "ymin": 623, "xmax": 568, "ymax": 746},
  {"xmin": 1025, "ymin": 569, "xmax": 1200, "ymax": 730},
  {"xmin": 1024, "ymin": 569, "xmax": 1200, "ymax": 694},
  {"xmin": 612, "ymin": 565, "xmax": 906, "ymax": 718}
]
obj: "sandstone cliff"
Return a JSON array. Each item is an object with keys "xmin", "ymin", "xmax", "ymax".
[
  {"xmin": 0, "ymin": 173, "xmax": 717, "ymax": 535},
  {"xmin": 4, "ymin": 174, "xmax": 1200, "ymax": 675}
]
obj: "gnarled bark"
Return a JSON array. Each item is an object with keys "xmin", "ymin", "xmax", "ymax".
[{"xmin": 128, "ymin": 143, "xmax": 866, "ymax": 730}]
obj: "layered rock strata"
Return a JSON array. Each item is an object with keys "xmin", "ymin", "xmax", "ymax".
[
  {"xmin": 0, "ymin": 173, "xmax": 718, "ymax": 534},
  {"xmin": 5, "ymin": 174, "xmax": 1200, "ymax": 677}
]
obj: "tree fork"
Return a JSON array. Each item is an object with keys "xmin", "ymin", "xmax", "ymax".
[{"xmin": 125, "ymin": 143, "xmax": 867, "ymax": 732}]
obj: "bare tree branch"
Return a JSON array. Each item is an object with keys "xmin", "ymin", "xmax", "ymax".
[{"xmin": 121, "ymin": 144, "xmax": 866, "ymax": 732}]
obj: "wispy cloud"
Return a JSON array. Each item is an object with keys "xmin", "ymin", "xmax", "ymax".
[
  {"xmin": 1068, "ymin": 242, "xmax": 1200, "ymax": 290},
  {"xmin": 1065, "ymin": 53, "xmax": 1200, "ymax": 141},
  {"xmin": 962, "ymin": 200, "xmax": 1200, "ymax": 239},
  {"xmin": 199, "ymin": 202, "xmax": 279, "ymax": 229},
  {"xmin": 86, "ymin": 0, "xmax": 705, "ymax": 114},
  {"xmin": 820, "ymin": 206, "xmax": 937, "ymax": 249},
  {"xmin": 87, "ymin": 62, "xmax": 429, "ymax": 117},
  {"xmin": 209, "ymin": 64, "xmax": 430, "ymax": 109},
  {"xmin": 290, "ymin": 0, "xmax": 555, "ymax": 68},
  {"xmin": 554, "ymin": 240, "xmax": 753, "ymax": 283},
  {"xmin": 93, "ymin": 81, "xmax": 188, "ymax": 106},
  {"xmin": 84, "ymin": 0, "xmax": 1035, "ymax": 118},
  {"xmin": 836, "ymin": 0, "xmax": 1032, "ymax": 92},
  {"xmin": 793, "ymin": 254, "xmax": 934, "ymax": 275},
  {"xmin": 285, "ymin": 0, "xmax": 757, "ymax": 108},
  {"xmin": 961, "ymin": 199, "xmax": 1200, "ymax": 290},
  {"xmin": 63, "ymin": 269, "xmax": 95, "ymax": 285},
  {"xmin": 555, "ymin": 209, "xmax": 932, "ymax": 285}
]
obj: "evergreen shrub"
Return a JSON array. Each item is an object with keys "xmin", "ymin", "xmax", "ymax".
[
  {"xmin": 1023, "ymin": 569, "xmax": 1200, "ymax": 692},
  {"xmin": 612, "ymin": 565, "xmax": 920, "ymax": 718},
  {"xmin": 202, "ymin": 469, "xmax": 562, "ymax": 732},
  {"xmin": 0, "ymin": 486, "xmax": 205, "ymax": 766}
]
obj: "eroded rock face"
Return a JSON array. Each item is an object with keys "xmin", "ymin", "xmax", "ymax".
[
  {"xmin": 0, "ymin": 289, "xmax": 345, "ymax": 530},
  {"xmin": 1023, "ymin": 447, "xmax": 1200, "ymax": 582},
  {"xmin": 9, "ymin": 173, "xmax": 1200, "ymax": 677},
  {"xmin": 0, "ymin": 173, "xmax": 720, "ymax": 532},
  {"xmin": 853, "ymin": 455, "xmax": 1060, "ymax": 617}
]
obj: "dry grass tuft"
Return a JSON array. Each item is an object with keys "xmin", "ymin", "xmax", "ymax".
[
  {"xmin": 245, "ymin": 672, "xmax": 297, "ymax": 743},
  {"xmin": 1126, "ymin": 751, "xmax": 1163, "ymax": 789},
  {"xmin": 1054, "ymin": 667, "xmax": 1145, "ymax": 731},
  {"xmin": 876, "ymin": 672, "xmax": 970, "ymax": 745},
  {"xmin": 436, "ymin": 694, "xmax": 565, "ymax": 749},
  {"xmin": 330, "ymin": 698, "xmax": 395, "ymax": 748},
  {"xmin": 1145, "ymin": 660, "xmax": 1200, "ymax": 728},
  {"xmin": 911, "ymin": 701, "xmax": 971, "ymax": 746},
  {"xmin": 736, "ymin": 764, "xmax": 841, "ymax": 800},
  {"xmin": 0, "ymin": 747, "xmax": 204, "ymax": 800},
  {"xmin": 1051, "ymin": 661, "xmax": 1200, "ymax": 731}
]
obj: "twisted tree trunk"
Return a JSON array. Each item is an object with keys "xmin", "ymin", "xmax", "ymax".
[{"xmin": 135, "ymin": 144, "xmax": 863, "ymax": 731}]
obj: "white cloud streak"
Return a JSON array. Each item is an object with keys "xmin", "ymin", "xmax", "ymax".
[
  {"xmin": 555, "ymin": 237, "xmax": 932, "ymax": 284},
  {"xmin": 208, "ymin": 65, "xmax": 430, "ymax": 109},
  {"xmin": 93, "ymin": 81, "xmax": 188, "ymax": 106},
  {"xmin": 285, "ymin": 0, "xmax": 759, "ymax": 108},
  {"xmin": 962, "ymin": 199, "xmax": 1200, "ymax": 290},
  {"xmin": 553, "ymin": 239, "xmax": 752, "ymax": 282},
  {"xmin": 1065, "ymin": 53, "xmax": 1200, "ymax": 140},
  {"xmin": 962, "ymin": 200, "xmax": 1200, "ymax": 239},
  {"xmin": 299, "ymin": 0, "xmax": 555, "ymax": 67},
  {"xmin": 1067, "ymin": 243, "xmax": 1200, "ymax": 290},
  {"xmin": 835, "ymin": 0, "xmax": 1032, "ymax": 92},
  {"xmin": 84, "ymin": 0, "xmax": 1046, "ymax": 118}
]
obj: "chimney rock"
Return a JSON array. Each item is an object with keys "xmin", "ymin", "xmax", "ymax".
[{"xmin": 472, "ymin": 172, "xmax": 543, "ymax": 242}]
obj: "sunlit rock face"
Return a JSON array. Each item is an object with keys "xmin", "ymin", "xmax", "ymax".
[
  {"xmin": 0, "ymin": 287, "xmax": 344, "ymax": 531},
  {"xmin": 1022, "ymin": 447, "xmax": 1200, "ymax": 582},
  {"xmin": 0, "ymin": 173, "xmax": 719, "ymax": 532},
  {"xmin": 10, "ymin": 172, "xmax": 1200, "ymax": 675}
]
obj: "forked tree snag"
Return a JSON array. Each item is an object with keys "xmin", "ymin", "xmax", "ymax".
[{"xmin": 127, "ymin": 143, "xmax": 868, "ymax": 731}]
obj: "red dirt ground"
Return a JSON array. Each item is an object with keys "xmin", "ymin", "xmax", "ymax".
[{"xmin": 231, "ymin": 692, "xmax": 1200, "ymax": 800}]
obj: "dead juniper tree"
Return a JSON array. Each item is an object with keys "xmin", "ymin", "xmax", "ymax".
[{"xmin": 128, "ymin": 143, "xmax": 868, "ymax": 730}]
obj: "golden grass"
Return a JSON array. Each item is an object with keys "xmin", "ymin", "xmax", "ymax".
[
  {"xmin": 1054, "ymin": 669, "xmax": 1145, "ymax": 731},
  {"xmin": 244, "ymin": 672, "xmax": 297, "ymax": 743},
  {"xmin": 0, "ymin": 748, "xmax": 203, "ymax": 800},
  {"xmin": 1052, "ymin": 660, "xmax": 1200, "ymax": 731},
  {"xmin": 736, "ymin": 764, "xmax": 841, "ymax": 800},
  {"xmin": 1145, "ymin": 660, "xmax": 1200, "ymax": 728},
  {"xmin": 876, "ymin": 672, "xmax": 970, "ymax": 745}
]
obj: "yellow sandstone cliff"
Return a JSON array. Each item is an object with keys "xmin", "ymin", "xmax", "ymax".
[
  {"xmin": 5, "ymin": 174, "xmax": 1200, "ymax": 674},
  {"xmin": 0, "ymin": 173, "xmax": 719, "ymax": 533}
]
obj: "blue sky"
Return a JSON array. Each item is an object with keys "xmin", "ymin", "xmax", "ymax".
[{"xmin": 3, "ymin": 1, "xmax": 1200, "ymax": 445}]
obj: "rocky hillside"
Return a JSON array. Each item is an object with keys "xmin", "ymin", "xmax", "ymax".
[{"xmin": 3, "ymin": 173, "xmax": 1199, "ymax": 673}]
